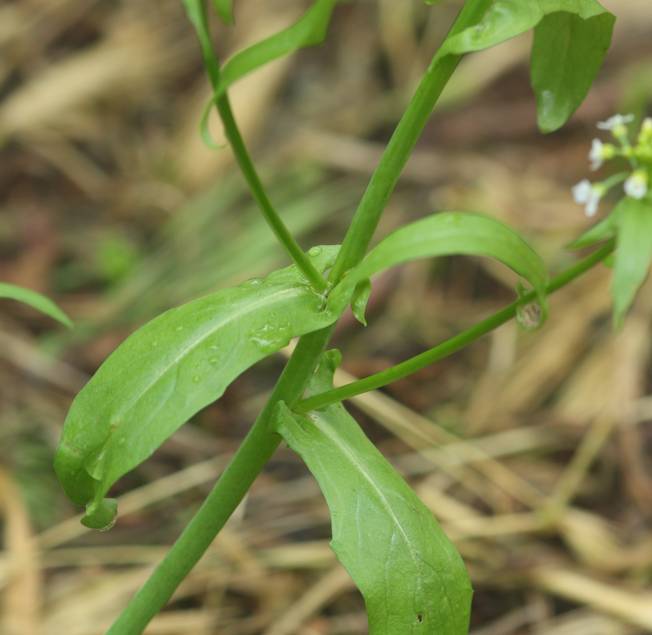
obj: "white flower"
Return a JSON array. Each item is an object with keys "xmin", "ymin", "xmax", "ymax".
[
  {"xmin": 624, "ymin": 170, "xmax": 648, "ymax": 200},
  {"xmin": 572, "ymin": 179, "xmax": 603, "ymax": 217},
  {"xmin": 597, "ymin": 113, "xmax": 635, "ymax": 131},
  {"xmin": 589, "ymin": 138, "xmax": 606, "ymax": 170},
  {"xmin": 572, "ymin": 179, "xmax": 592, "ymax": 204}
]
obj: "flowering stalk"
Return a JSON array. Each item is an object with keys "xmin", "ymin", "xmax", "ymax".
[{"xmin": 573, "ymin": 114, "xmax": 652, "ymax": 217}]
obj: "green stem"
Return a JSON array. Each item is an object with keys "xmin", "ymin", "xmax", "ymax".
[
  {"xmin": 191, "ymin": 0, "xmax": 327, "ymax": 292},
  {"xmin": 216, "ymin": 96, "xmax": 328, "ymax": 292},
  {"xmin": 297, "ymin": 241, "xmax": 615, "ymax": 413},
  {"xmin": 109, "ymin": 2, "xmax": 491, "ymax": 632},
  {"xmin": 107, "ymin": 327, "xmax": 333, "ymax": 635},
  {"xmin": 328, "ymin": 0, "xmax": 492, "ymax": 281}
]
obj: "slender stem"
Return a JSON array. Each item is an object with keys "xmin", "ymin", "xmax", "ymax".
[
  {"xmin": 107, "ymin": 327, "xmax": 333, "ymax": 635},
  {"xmin": 297, "ymin": 241, "xmax": 615, "ymax": 413},
  {"xmin": 109, "ymin": 2, "xmax": 492, "ymax": 632},
  {"xmin": 328, "ymin": 0, "xmax": 492, "ymax": 282},
  {"xmin": 216, "ymin": 96, "xmax": 328, "ymax": 292},
  {"xmin": 193, "ymin": 0, "xmax": 327, "ymax": 292}
]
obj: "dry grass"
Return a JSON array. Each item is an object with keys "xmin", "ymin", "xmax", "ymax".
[{"xmin": 1, "ymin": 0, "xmax": 652, "ymax": 633}]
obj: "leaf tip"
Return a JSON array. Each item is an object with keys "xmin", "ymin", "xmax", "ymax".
[
  {"xmin": 537, "ymin": 116, "xmax": 562, "ymax": 135},
  {"xmin": 58, "ymin": 313, "xmax": 74, "ymax": 329},
  {"xmin": 82, "ymin": 498, "xmax": 118, "ymax": 531},
  {"xmin": 199, "ymin": 95, "xmax": 226, "ymax": 150},
  {"xmin": 351, "ymin": 279, "xmax": 371, "ymax": 326}
]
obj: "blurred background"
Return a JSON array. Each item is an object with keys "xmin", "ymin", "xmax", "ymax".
[{"xmin": 1, "ymin": 0, "xmax": 652, "ymax": 633}]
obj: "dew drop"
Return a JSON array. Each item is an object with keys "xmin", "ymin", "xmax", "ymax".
[
  {"xmin": 516, "ymin": 301, "xmax": 543, "ymax": 331},
  {"xmin": 98, "ymin": 518, "xmax": 117, "ymax": 532},
  {"xmin": 243, "ymin": 277, "xmax": 263, "ymax": 288},
  {"xmin": 308, "ymin": 246, "xmax": 322, "ymax": 257},
  {"xmin": 209, "ymin": 357, "xmax": 219, "ymax": 365},
  {"xmin": 175, "ymin": 325, "xmax": 184, "ymax": 332},
  {"xmin": 192, "ymin": 375, "xmax": 201, "ymax": 383},
  {"xmin": 249, "ymin": 323, "xmax": 288, "ymax": 354}
]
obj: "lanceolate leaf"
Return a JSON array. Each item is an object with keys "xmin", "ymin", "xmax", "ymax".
[
  {"xmin": 0, "ymin": 282, "xmax": 72, "ymax": 328},
  {"xmin": 531, "ymin": 9, "xmax": 614, "ymax": 132},
  {"xmin": 213, "ymin": 0, "xmax": 338, "ymax": 99},
  {"xmin": 55, "ymin": 248, "xmax": 340, "ymax": 529},
  {"xmin": 442, "ymin": 0, "xmax": 614, "ymax": 132},
  {"xmin": 443, "ymin": 1, "xmax": 608, "ymax": 54},
  {"xmin": 328, "ymin": 212, "xmax": 548, "ymax": 320},
  {"xmin": 186, "ymin": 0, "xmax": 338, "ymax": 148},
  {"xmin": 273, "ymin": 352, "xmax": 471, "ymax": 634},
  {"xmin": 568, "ymin": 207, "xmax": 621, "ymax": 250},
  {"xmin": 612, "ymin": 198, "xmax": 652, "ymax": 327}
]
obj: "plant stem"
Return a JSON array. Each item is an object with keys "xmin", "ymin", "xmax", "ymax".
[
  {"xmin": 191, "ymin": 0, "xmax": 327, "ymax": 292},
  {"xmin": 216, "ymin": 96, "xmax": 328, "ymax": 292},
  {"xmin": 107, "ymin": 327, "xmax": 333, "ymax": 635},
  {"xmin": 297, "ymin": 241, "xmax": 615, "ymax": 413},
  {"xmin": 328, "ymin": 0, "xmax": 492, "ymax": 281},
  {"xmin": 109, "ymin": 2, "xmax": 493, "ymax": 632}
]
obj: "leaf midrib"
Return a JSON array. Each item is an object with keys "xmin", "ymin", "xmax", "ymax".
[
  {"xmin": 311, "ymin": 409, "xmax": 423, "ymax": 582},
  {"xmin": 111, "ymin": 285, "xmax": 307, "ymax": 422}
]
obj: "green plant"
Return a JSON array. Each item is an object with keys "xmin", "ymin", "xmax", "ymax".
[
  {"xmin": 51, "ymin": 1, "xmax": 652, "ymax": 633},
  {"xmin": 0, "ymin": 282, "xmax": 71, "ymax": 328}
]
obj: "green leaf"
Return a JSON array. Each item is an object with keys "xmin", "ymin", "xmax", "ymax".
[
  {"xmin": 198, "ymin": 97, "xmax": 225, "ymax": 150},
  {"xmin": 531, "ymin": 9, "xmax": 614, "ymax": 132},
  {"xmin": 567, "ymin": 208, "xmax": 620, "ymax": 250},
  {"xmin": 213, "ymin": 0, "xmax": 234, "ymax": 25},
  {"xmin": 273, "ymin": 351, "xmax": 471, "ymax": 634},
  {"xmin": 82, "ymin": 498, "xmax": 118, "ymax": 531},
  {"xmin": 54, "ymin": 247, "xmax": 340, "ymax": 529},
  {"xmin": 186, "ymin": 0, "xmax": 338, "ymax": 148},
  {"xmin": 351, "ymin": 279, "xmax": 371, "ymax": 326},
  {"xmin": 443, "ymin": 0, "xmax": 614, "ymax": 132},
  {"xmin": 612, "ymin": 198, "xmax": 652, "ymax": 327},
  {"xmin": 211, "ymin": 0, "xmax": 338, "ymax": 99},
  {"xmin": 0, "ymin": 282, "xmax": 72, "ymax": 328},
  {"xmin": 183, "ymin": 0, "xmax": 226, "ymax": 149},
  {"xmin": 444, "ymin": 1, "xmax": 607, "ymax": 54},
  {"xmin": 328, "ymin": 212, "xmax": 548, "ymax": 319},
  {"xmin": 443, "ymin": 1, "xmax": 540, "ymax": 54},
  {"xmin": 183, "ymin": 0, "xmax": 212, "ymax": 53}
]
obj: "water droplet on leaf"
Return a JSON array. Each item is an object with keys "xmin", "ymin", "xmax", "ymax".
[
  {"xmin": 516, "ymin": 301, "xmax": 543, "ymax": 331},
  {"xmin": 249, "ymin": 323, "xmax": 290, "ymax": 354},
  {"xmin": 243, "ymin": 277, "xmax": 263, "ymax": 288},
  {"xmin": 82, "ymin": 498, "xmax": 118, "ymax": 531}
]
